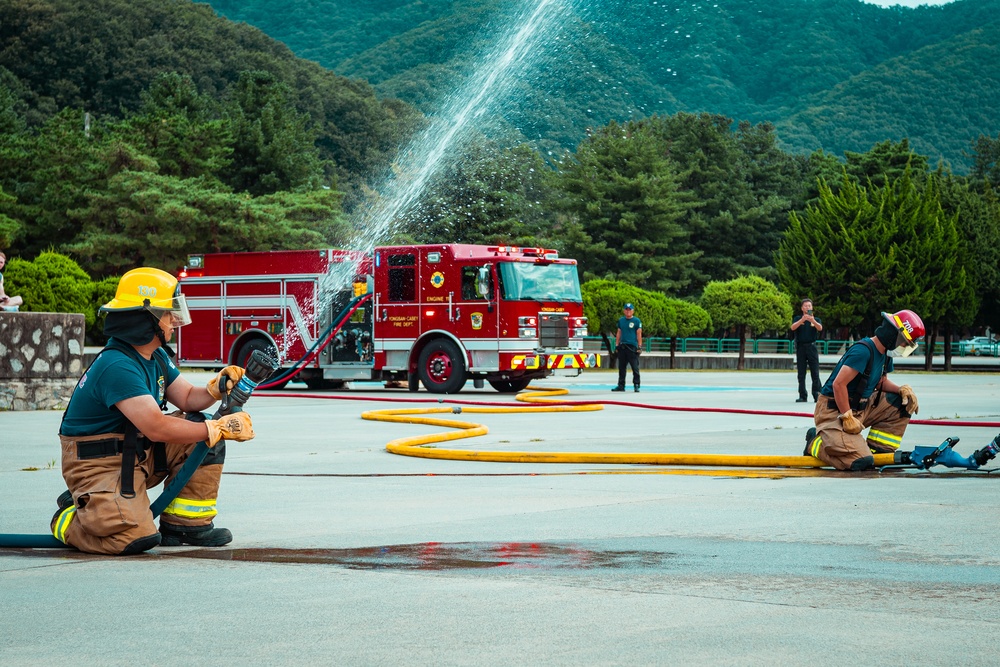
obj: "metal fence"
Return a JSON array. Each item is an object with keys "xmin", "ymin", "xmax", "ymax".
[{"xmin": 586, "ymin": 337, "xmax": 1000, "ymax": 358}]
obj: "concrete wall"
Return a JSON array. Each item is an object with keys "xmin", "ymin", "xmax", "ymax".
[{"xmin": 0, "ymin": 312, "xmax": 85, "ymax": 411}]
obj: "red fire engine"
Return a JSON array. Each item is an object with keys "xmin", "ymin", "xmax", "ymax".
[{"xmin": 176, "ymin": 245, "xmax": 599, "ymax": 393}]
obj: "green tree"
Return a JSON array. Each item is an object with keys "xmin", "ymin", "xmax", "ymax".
[
  {"xmin": 970, "ymin": 132, "xmax": 1000, "ymax": 190},
  {"xmin": 663, "ymin": 298, "xmax": 713, "ymax": 368},
  {"xmin": 68, "ymin": 168, "xmax": 330, "ymax": 276},
  {"xmin": 2, "ymin": 109, "xmax": 110, "ymax": 256},
  {"xmin": 776, "ymin": 169, "xmax": 976, "ymax": 367},
  {"xmin": 700, "ymin": 275, "xmax": 791, "ymax": 370},
  {"xmin": 221, "ymin": 70, "xmax": 324, "ymax": 196},
  {"xmin": 843, "ymin": 139, "xmax": 929, "ymax": 190},
  {"xmin": 938, "ymin": 173, "xmax": 1000, "ymax": 337},
  {"xmin": 644, "ymin": 113, "xmax": 806, "ymax": 294},
  {"xmin": 554, "ymin": 120, "xmax": 695, "ymax": 293},
  {"xmin": 407, "ymin": 140, "xmax": 554, "ymax": 246},
  {"xmin": 0, "ymin": 186, "xmax": 20, "ymax": 248},
  {"xmin": 121, "ymin": 72, "xmax": 233, "ymax": 179}
]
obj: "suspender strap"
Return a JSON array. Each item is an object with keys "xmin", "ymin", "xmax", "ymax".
[
  {"xmin": 120, "ymin": 421, "xmax": 139, "ymax": 499},
  {"xmin": 152, "ymin": 441, "xmax": 168, "ymax": 474}
]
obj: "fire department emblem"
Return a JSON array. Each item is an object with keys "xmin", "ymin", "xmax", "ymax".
[
  {"xmin": 471, "ymin": 312, "xmax": 483, "ymax": 330},
  {"xmin": 430, "ymin": 271, "xmax": 445, "ymax": 288}
]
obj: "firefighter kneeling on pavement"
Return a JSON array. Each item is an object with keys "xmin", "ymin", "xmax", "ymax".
[
  {"xmin": 804, "ymin": 309, "xmax": 925, "ymax": 471},
  {"xmin": 52, "ymin": 267, "xmax": 255, "ymax": 555}
]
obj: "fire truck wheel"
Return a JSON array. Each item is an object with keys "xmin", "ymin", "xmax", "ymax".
[
  {"xmin": 236, "ymin": 338, "xmax": 288, "ymax": 390},
  {"xmin": 417, "ymin": 339, "xmax": 467, "ymax": 394},
  {"xmin": 488, "ymin": 378, "xmax": 531, "ymax": 393}
]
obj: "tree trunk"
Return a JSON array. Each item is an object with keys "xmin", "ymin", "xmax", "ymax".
[
  {"xmin": 602, "ymin": 332, "xmax": 616, "ymax": 367},
  {"xmin": 737, "ymin": 324, "xmax": 746, "ymax": 371},
  {"xmin": 944, "ymin": 328, "xmax": 953, "ymax": 371},
  {"xmin": 923, "ymin": 324, "xmax": 937, "ymax": 371}
]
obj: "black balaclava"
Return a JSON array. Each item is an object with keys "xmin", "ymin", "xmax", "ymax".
[
  {"xmin": 873, "ymin": 319, "xmax": 898, "ymax": 351},
  {"xmin": 103, "ymin": 309, "xmax": 177, "ymax": 357}
]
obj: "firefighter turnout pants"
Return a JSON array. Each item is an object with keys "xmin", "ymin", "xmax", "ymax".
[
  {"xmin": 807, "ymin": 393, "xmax": 910, "ymax": 471},
  {"xmin": 52, "ymin": 412, "xmax": 225, "ymax": 555}
]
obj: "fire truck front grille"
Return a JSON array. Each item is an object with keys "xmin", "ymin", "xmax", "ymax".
[{"xmin": 539, "ymin": 312, "xmax": 569, "ymax": 348}]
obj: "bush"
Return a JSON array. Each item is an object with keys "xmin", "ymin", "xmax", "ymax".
[{"xmin": 3, "ymin": 251, "xmax": 95, "ymax": 328}]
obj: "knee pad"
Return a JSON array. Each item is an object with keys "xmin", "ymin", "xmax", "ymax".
[
  {"xmin": 120, "ymin": 533, "xmax": 161, "ymax": 556},
  {"xmin": 850, "ymin": 455, "xmax": 875, "ymax": 471}
]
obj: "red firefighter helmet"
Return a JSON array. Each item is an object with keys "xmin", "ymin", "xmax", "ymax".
[{"xmin": 881, "ymin": 309, "xmax": 925, "ymax": 357}]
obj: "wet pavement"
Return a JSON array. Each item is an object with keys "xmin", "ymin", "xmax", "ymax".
[{"xmin": 2, "ymin": 369, "xmax": 1000, "ymax": 665}]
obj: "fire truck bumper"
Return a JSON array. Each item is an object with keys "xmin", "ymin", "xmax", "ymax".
[{"xmin": 508, "ymin": 352, "xmax": 600, "ymax": 371}]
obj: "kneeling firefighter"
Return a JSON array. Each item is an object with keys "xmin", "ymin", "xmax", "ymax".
[
  {"xmin": 804, "ymin": 310, "xmax": 925, "ymax": 471},
  {"xmin": 52, "ymin": 267, "xmax": 255, "ymax": 555}
]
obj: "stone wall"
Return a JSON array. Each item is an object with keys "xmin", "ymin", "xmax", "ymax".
[{"xmin": 0, "ymin": 312, "xmax": 85, "ymax": 411}]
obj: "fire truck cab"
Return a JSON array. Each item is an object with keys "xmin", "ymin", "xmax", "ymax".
[{"xmin": 176, "ymin": 244, "xmax": 599, "ymax": 393}]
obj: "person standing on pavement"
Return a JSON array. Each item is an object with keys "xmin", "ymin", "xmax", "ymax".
[
  {"xmin": 613, "ymin": 302, "xmax": 642, "ymax": 393},
  {"xmin": 790, "ymin": 298, "xmax": 823, "ymax": 403},
  {"xmin": 52, "ymin": 267, "xmax": 256, "ymax": 555},
  {"xmin": 803, "ymin": 309, "xmax": 924, "ymax": 471}
]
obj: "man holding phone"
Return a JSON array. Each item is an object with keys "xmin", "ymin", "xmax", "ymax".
[{"xmin": 790, "ymin": 298, "xmax": 823, "ymax": 403}]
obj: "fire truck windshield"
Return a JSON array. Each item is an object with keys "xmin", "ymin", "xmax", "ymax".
[{"xmin": 497, "ymin": 262, "xmax": 581, "ymax": 302}]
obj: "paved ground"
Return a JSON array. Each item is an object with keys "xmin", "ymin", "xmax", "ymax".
[{"xmin": 2, "ymin": 368, "xmax": 1000, "ymax": 666}]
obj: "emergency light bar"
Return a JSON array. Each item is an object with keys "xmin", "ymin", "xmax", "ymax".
[{"xmin": 488, "ymin": 246, "xmax": 558, "ymax": 258}]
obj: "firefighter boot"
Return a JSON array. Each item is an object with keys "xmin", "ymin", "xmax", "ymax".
[
  {"xmin": 804, "ymin": 427, "xmax": 817, "ymax": 457},
  {"xmin": 160, "ymin": 521, "xmax": 233, "ymax": 547},
  {"xmin": 56, "ymin": 489, "xmax": 73, "ymax": 510}
]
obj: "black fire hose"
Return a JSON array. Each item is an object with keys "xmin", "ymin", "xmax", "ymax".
[{"xmin": 0, "ymin": 350, "xmax": 278, "ymax": 550}]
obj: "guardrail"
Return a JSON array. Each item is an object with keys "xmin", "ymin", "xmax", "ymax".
[{"xmin": 585, "ymin": 337, "xmax": 1000, "ymax": 358}]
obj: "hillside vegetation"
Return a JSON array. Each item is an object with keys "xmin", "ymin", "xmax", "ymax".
[{"xmin": 207, "ymin": 0, "xmax": 1000, "ymax": 170}]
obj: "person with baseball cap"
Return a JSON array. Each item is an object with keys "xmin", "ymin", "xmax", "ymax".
[{"xmin": 613, "ymin": 303, "xmax": 642, "ymax": 393}]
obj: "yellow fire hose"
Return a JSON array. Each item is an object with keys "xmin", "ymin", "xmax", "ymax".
[{"xmin": 362, "ymin": 386, "xmax": 897, "ymax": 474}]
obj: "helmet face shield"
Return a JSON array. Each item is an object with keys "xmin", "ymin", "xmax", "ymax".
[
  {"xmin": 883, "ymin": 310, "xmax": 923, "ymax": 357},
  {"xmin": 149, "ymin": 293, "xmax": 192, "ymax": 328}
]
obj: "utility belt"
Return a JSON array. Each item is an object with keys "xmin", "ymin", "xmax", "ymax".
[
  {"xmin": 827, "ymin": 396, "xmax": 869, "ymax": 413},
  {"xmin": 59, "ymin": 431, "xmax": 168, "ymax": 498}
]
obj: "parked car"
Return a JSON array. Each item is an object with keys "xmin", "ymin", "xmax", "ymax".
[{"xmin": 958, "ymin": 336, "xmax": 997, "ymax": 356}]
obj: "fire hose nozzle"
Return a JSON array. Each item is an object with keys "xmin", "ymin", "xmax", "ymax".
[{"xmin": 217, "ymin": 350, "xmax": 279, "ymax": 417}]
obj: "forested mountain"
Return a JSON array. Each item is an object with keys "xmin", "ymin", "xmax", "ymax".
[
  {"xmin": 206, "ymin": 0, "xmax": 1000, "ymax": 170},
  {"xmin": 0, "ymin": 0, "xmax": 421, "ymax": 197}
]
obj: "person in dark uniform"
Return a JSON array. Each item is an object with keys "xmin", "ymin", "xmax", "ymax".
[
  {"xmin": 612, "ymin": 302, "xmax": 642, "ymax": 393},
  {"xmin": 804, "ymin": 309, "xmax": 924, "ymax": 471},
  {"xmin": 790, "ymin": 298, "xmax": 823, "ymax": 402},
  {"xmin": 52, "ymin": 267, "xmax": 255, "ymax": 555}
]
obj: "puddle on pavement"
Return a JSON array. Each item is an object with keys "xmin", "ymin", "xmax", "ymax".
[{"xmin": 160, "ymin": 541, "xmax": 679, "ymax": 570}]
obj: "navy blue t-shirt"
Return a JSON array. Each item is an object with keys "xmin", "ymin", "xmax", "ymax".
[
  {"xmin": 819, "ymin": 339, "xmax": 893, "ymax": 399},
  {"xmin": 61, "ymin": 338, "xmax": 180, "ymax": 436},
  {"xmin": 618, "ymin": 315, "xmax": 642, "ymax": 348}
]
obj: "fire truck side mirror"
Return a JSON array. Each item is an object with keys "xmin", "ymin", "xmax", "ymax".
[{"xmin": 477, "ymin": 266, "xmax": 491, "ymax": 297}]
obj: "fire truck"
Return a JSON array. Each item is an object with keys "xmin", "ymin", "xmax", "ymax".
[{"xmin": 175, "ymin": 245, "xmax": 599, "ymax": 393}]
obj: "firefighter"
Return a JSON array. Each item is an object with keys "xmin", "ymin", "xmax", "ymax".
[
  {"xmin": 52, "ymin": 267, "xmax": 255, "ymax": 555},
  {"xmin": 804, "ymin": 310, "xmax": 925, "ymax": 471}
]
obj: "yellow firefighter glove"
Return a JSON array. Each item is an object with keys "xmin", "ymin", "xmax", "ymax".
[
  {"xmin": 206, "ymin": 365, "xmax": 246, "ymax": 400},
  {"xmin": 840, "ymin": 411, "xmax": 863, "ymax": 435},
  {"xmin": 205, "ymin": 412, "xmax": 255, "ymax": 447},
  {"xmin": 899, "ymin": 385, "xmax": 919, "ymax": 415}
]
